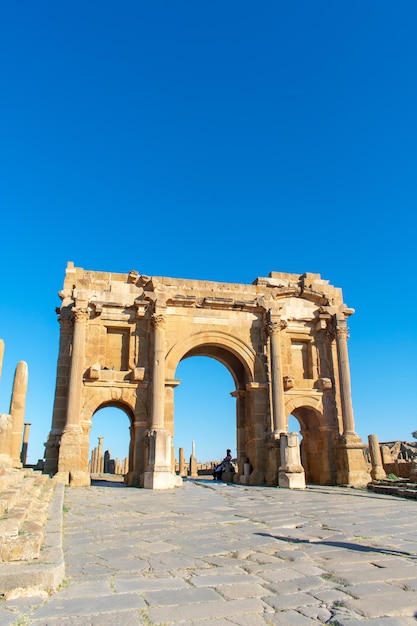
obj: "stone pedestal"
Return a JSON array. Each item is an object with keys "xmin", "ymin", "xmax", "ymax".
[
  {"xmin": 336, "ymin": 434, "xmax": 371, "ymax": 486},
  {"xmin": 56, "ymin": 425, "xmax": 91, "ymax": 487},
  {"xmin": 143, "ymin": 429, "xmax": 182, "ymax": 489},
  {"xmin": 278, "ymin": 432, "xmax": 306, "ymax": 489},
  {"xmin": 240, "ymin": 462, "xmax": 251, "ymax": 485}
]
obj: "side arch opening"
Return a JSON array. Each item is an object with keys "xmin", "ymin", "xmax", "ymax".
[{"xmin": 289, "ymin": 407, "xmax": 336, "ymax": 485}]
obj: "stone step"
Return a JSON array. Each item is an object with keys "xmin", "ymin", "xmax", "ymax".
[{"xmin": 0, "ymin": 471, "xmax": 55, "ymax": 562}]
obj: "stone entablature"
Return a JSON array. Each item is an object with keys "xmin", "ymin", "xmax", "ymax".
[{"xmin": 45, "ymin": 262, "xmax": 370, "ymax": 489}]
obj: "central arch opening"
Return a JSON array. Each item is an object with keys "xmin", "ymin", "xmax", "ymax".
[
  {"xmin": 89, "ymin": 406, "xmax": 130, "ymax": 477},
  {"xmin": 174, "ymin": 356, "xmax": 236, "ymax": 465}
]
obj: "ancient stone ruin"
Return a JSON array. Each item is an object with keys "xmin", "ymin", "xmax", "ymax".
[
  {"xmin": 43, "ymin": 262, "xmax": 371, "ymax": 489},
  {"xmin": 0, "ymin": 340, "xmax": 55, "ymax": 564}
]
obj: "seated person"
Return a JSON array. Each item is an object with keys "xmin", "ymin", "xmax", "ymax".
[{"xmin": 213, "ymin": 449, "xmax": 234, "ymax": 480}]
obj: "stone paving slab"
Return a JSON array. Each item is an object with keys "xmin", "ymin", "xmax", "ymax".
[{"xmin": 1, "ymin": 478, "xmax": 417, "ymax": 624}]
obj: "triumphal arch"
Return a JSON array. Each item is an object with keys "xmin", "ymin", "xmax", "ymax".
[{"xmin": 44, "ymin": 262, "xmax": 370, "ymax": 489}]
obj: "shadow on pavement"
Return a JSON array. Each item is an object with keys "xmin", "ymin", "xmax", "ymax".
[{"xmin": 256, "ymin": 532, "xmax": 417, "ymax": 559}]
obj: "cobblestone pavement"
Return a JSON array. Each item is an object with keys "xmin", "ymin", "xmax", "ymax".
[{"xmin": 1, "ymin": 478, "xmax": 417, "ymax": 625}]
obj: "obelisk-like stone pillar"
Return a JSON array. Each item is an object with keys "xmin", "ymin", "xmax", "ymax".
[
  {"xmin": 20, "ymin": 422, "xmax": 31, "ymax": 465},
  {"xmin": 334, "ymin": 314, "xmax": 356, "ymax": 436},
  {"xmin": 368, "ymin": 434, "xmax": 386, "ymax": 481},
  {"xmin": 56, "ymin": 308, "xmax": 90, "ymax": 486},
  {"xmin": 267, "ymin": 313, "xmax": 288, "ymax": 435},
  {"xmin": 190, "ymin": 440, "xmax": 198, "ymax": 478},
  {"xmin": 10, "ymin": 361, "xmax": 28, "ymax": 468},
  {"xmin": 144, "ymin": 313, "xmax": 182, "ymax": 489}
]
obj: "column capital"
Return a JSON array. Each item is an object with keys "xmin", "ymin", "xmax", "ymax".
[
  {"xmin": 73, "ymin": 307, "xmax": 90, "ymax": 323},
  {"xmin": 334, "ymin": 315, "xmax": 350, "ymax": 340},
  {"xmin": 152, "ymin": 313, "xmax": 166, "ymax": 329},
  {"xmin": 267, "ymin": 319, "xmax": 288, "ymax": 336}
]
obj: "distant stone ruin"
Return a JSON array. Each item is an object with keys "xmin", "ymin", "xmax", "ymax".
[
  {"xmin": 88, "ymin": 436, "xmax": 128, "ymax": 476},
  {"xmin": 44, "ymin": 262, "xmax": 371, "ymax": 489},
  {"xmin": 0, "ymin": 339, "xmax": 29, "ymax": 471}
]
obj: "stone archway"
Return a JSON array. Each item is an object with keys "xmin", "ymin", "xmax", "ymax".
[
  {"xmin": 173, "ymin": 356, "xmax": 236, "ymax": 462},
  {"xmin": 166, "ymin": 332, "xmax": 260, "ymax": 481},
  {"xmin": 44, "ymin": 263, "xmax": 371, "ymax": 488},
  {"xmin": 87, "ymin": 403, "xmax": 133, "ymax": 479}
]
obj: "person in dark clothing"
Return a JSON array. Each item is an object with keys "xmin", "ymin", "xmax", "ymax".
[{"xmin": 213, "ymin": 449, "xmax": 233, "ymax": 481}]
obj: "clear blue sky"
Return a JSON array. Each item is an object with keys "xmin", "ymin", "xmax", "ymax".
[{"xmin": 0, "ymin": 1, "xmax": 416, "ymax": 465}]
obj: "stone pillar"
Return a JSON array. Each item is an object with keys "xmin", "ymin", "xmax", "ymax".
[
  {"xmin": 231, "ymin": 389, "xmax": 246, "ymax": 483},
  {"xmin": 332, "ymin": 313, "xmax": 371, "ymax": 486},
  {"xmin": 240, "ymin": 461, "xmax": 251, "ymax": 485},
  {"xmin": 179, "ymin": 447, "xmax": 186, "ymax": 477},
  {"xmin": 98, "ymin": 436, "xmax": 104, "ymax": 474},
  {"xmin": 151, "ymin": 313, "xmax": 166, "ymax": 430},
  {"xmin": 10, "ymin": 361, "xmax": 28, "ymax": 468},
  {"xmin": 20, "ymin": 422, "xmax": 31, "ymax": 466},
  {"xmin": 267, "ymin": 314, "xmax": 288, "ymax": 435},
  {"xmin": 0, "ymin": 413, "xmax": 13, "ymax": 469},
  {"xmin": 144, "ymin": 313, "xmax": 182, "ymax": 489},
  {"xmin": 91, "ymin": 446, "xmax": 97, "ymax": 473},
  {"xmin": 189, "ymin": 441, "xmax": 198, "ymax": 478},
  {"xmin": 368, "ymin": 434, "xmax": 386, "ymax": 481},
  {"xmin": 334, "ymin": 314, "xmax": 356, "ymax": 436},
  {"xmin": 104, "ymin": 450, "xmax": 110, "ymax": 473},
  {"xmin": 278, "ymin": 432, "xmax": 306, "ymax": 489},
  {"xmin": 125, "ymin": 420, "xmax": 143, "ymax": 486},
  {"xmin": 44, "ymin": 316, "xmax": 73, "ymax": 475},
  {"xmin": 56, "ymin": 308, "xmax": 90, "ymax": 486}
]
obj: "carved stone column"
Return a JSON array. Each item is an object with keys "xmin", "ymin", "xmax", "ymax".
[
  {"xmin": 179, "ymin": 447, "xmax": 186, "ymax": 477},
  {"xmin": 334, "ymin": 314, "xmax": 356, "ymax": 436},
  {"xmin": 10, "ymin": 361, "xmax": 28, "ymax": 468},
  {"xmin": 332, "ymin": 313, "xmax": 371, "ymax": 486},
  {"xmin": 267, "ymin": 314, "xmax": 288, "ymax": 436},
  {"xmin": 56, "ymin": 308, "xmax": 90, "ymax": 486},
  {"xmin": 151, "ymin": 313, "xmax": 166, "ymax": 430},
  {"xmin": 144, "ymin": 313, "xmax": 182, "ymax": 489},
  {"xmin": 368, "ymin": 434, "xmax": 386, "ymax": 481}
]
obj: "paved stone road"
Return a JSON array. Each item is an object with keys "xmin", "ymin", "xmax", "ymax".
[{"xmin": 1, "ymin": 479, "xmax": 417, "ymax": 625}]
